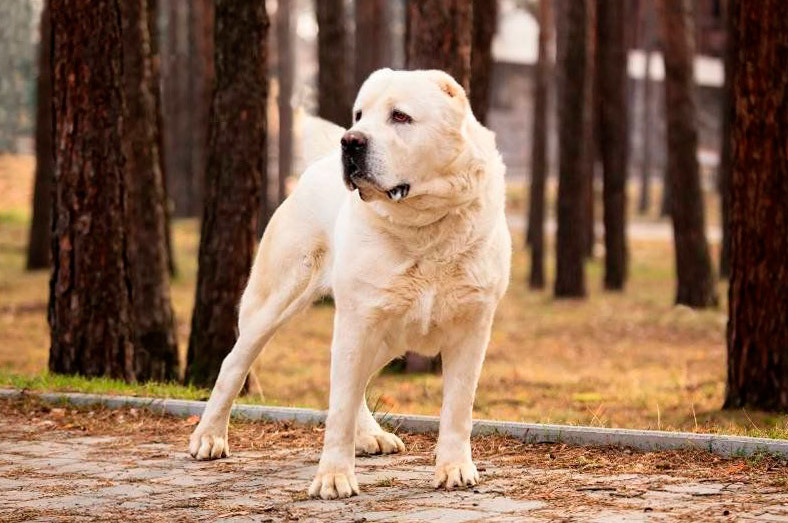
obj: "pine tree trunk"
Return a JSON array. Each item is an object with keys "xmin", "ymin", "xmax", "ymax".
[
  {"xmin": 188, "ymin": 0, "xmax": 213, "ymax": 215},
  {"xmin": 527, "ymin": 0, "xmax": 552, "ymax": 289},
  {"xmin": 656, "ymin": 0, "xmax": 717, "ymax": 308},
  {"xmin": 186, "ymin": 0, "xmax": 268, "ymax": 388},
  {"xmin": 147, "ymin": 0, "xmax": 177, "ymax": 276},
  {"xmin": 554, "ymin": 0, "xmax": 588, "ymax": 298},
  {"xmin": 49, "ymin": 0, "xmax": 134, "ymax": 381},
  {"xmin": 470, "ymin": 0, "xmax": 497, "ymax": 124},
  {"xmin": 398, "ymin": 0, "xmax": 472, "ymax": 373},
  {"xmin": 277, "ymin": 0, "xmax": 294, "ymax": 205},
  {"xmin": 355, "ymin": 0, "xmax": 392, "ymax": 91},
  {"xmin": 724, "ymin": 0, "xmax": 788, "ymax": 411},
  {"xmin": 315, "ymin": 0, "xmax": 351, "ymax": 127},
  {"xmin": 120, "ymin": 0, "xmax": 179, "ymax": 382},
  {"xmin": 637, "ymin": 8, "xmax": 655, "ymax": 215},
  {"xmin": 597, "ymin": 0, "xmax": 629, "ymax": 289},
  {"xmin": 405, "ymin": 0, "xmax": 472, "ymax": 91},
  {"xmin": 27, "ymin": 3, "xmax": 53, "ymax": 271},
  {"xmin": 583, "ymin": 0, "xmax": 596, "ymax": 259},
  {"xmin": 718, "ymin": 0, "xmax": 735, "ymax": 279}
]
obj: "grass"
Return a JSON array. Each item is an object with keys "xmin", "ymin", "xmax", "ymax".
[{"xmin": 1, "ymin": 153, "xmax": 786, "ymax": 441}]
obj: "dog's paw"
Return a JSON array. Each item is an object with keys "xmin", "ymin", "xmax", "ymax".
[
  {"xmin": 355, "ymin": 431, "xmax": 406, "ymax": 456},
  {"xmin": 188, "ymin": 425, "xmax": 230, "ymax": 460},
  {"xmin": 308, "ymin": 468, "xmax": 360, "ymax": 499},
  {"xmin": 433, "ymin": 460, "xmax": 479, "ymax": 490}
]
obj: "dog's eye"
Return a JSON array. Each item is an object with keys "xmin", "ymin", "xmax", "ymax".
[
  {"xmin": 391, "ymin": 110, "xmax": 413, "ymax": 124},
  {"xmin": 355, "ymin": 110, "xmax": 362, "ymax": 122}
]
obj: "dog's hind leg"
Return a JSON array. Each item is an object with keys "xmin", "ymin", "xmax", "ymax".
[
  {"xmin": 355, "ymin": 354, "xmax": 406, "ymax": 456},
  {"xmin": 189, "ymin": 202, "xmax": 328, "ymax": 460}
]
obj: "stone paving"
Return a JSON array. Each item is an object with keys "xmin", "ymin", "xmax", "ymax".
[{"xmin": 2, "ymin": 403, "xmax": 788, "ymax": 522}]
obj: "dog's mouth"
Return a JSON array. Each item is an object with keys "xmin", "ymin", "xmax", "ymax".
[
  {"xmin": 343, "ymin": 164, "xmax": 410, "ymax": 202},
  {"xmin": 385, "ymin": 183, "xmax": 410, "ymax": 201}
]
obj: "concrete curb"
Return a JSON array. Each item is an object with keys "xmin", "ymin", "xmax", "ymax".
[{"xmin": 3, "ymin": 388, "xmax": 787, "ymax": 458}]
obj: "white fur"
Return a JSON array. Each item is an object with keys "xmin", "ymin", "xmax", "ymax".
[{"xmin": 188, "ymin": 69, "xmax": 511, "ymax": 499}]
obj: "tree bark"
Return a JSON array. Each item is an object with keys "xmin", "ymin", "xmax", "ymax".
[
  {"xmin": 188, "ymin": 0, "xmax": 213, "ymax": 215},
  {"xmin": 186, "ymin": 0, "xmax": 268, "ymax": 388},
  {"xmin": 554, "ymin": 0, "xmax": 588, "ymax": 298},
  {"xmin": 470, "ymin": 0, "xmax": 497, "ymax": 124},
  {"xmin": 398, "ymin": 0, "xmax": 472, "ymax": 372},
  {"xmin": 405, "ymin": 0, "xmax": 472, "ymax": 92},
  {"xmin": 315, "ymin": 0, "xmax": 352, "ymax": 127},
  {"xmin": 120, "ymin": 0, "xmax": 179, "ymax": 382},
  {"xmin": 724, "ymin": 0, "xmax": 788, "ymax": 411},
  {"xmin": 147, "ymin": 0, "xmax": 177, "ymax": 276},
  {"xmin": 656, "ymin": 0, "xmax": 717, "ymax": 308},
  {"xmin": 597, "ymin": 0, "xmax": 629, "ymax": 289},
  {"xmin": 27, "ymin": 3, "xmax": 53, "ymax": 271},
  {"xmin": 718, "ymin": 0, "xmax": 735, "ymax": 279},
  {"xmin": 637, "ymin": 4, "xmax": 655, "ymax": 215},
  {"xmin": 277, "ymin": 0, "xmax": 294, "ymax": 205},
  {"xmin": 355, "ymin": 0, "xmax": 392, "ymax": 91},
  {"xmin": 49, "ymin": 0, "xmax": 134, "ymax": 380},
  {"xmin": 527, "ymin": 0, "xmax": 552, "ymax": 289},
  {"xmin": 583, "ymin": 0, "xmax": 596, "ymax": 260}
]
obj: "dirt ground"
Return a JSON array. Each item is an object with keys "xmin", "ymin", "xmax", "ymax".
[{"xmin": 2, "ymin": 397, "xmax": 787, "ymax": 522}]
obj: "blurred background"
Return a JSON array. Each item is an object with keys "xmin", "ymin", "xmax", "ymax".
[{"xmin": 1, "ymin": 0, "xmax": 785, "ymax": 438}]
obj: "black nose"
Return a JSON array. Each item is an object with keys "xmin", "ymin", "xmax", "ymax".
[{"xmin": 341, "ymin": 131, "xmax": 368, "ymax": 153}]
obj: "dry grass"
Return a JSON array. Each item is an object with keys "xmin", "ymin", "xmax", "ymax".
[{"xmin": 1, "ymin": 153, "xmax": 786, "ymax": 439}]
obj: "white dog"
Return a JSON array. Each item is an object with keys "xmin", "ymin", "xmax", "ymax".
[{"xmin": 188, "ymin": 69, "xmax": 511, "ymax": 500}]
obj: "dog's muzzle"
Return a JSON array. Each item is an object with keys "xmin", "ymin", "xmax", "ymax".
[{"xmin": 340, "ymin": 131, "xmax": 409, "ymax": 201}]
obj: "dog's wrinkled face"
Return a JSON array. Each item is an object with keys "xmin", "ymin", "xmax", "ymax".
[{"xmin": 341, "ymin": 69, "xmax": 468, "ymax": 203}]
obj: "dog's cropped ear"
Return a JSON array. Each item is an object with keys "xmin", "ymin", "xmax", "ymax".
[{"xmin": 427, "ymin": 70, "xmax": 468, "ymax": 104}]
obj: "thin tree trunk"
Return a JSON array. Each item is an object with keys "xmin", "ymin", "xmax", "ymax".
[
  {"xmin": 597, "ymin": 0, "xmax": 629, "ymax": 289},
  {"xmin": 27, "ymin": 3, "xmax": 53, "ymax": 271},
  {"xmin": 405, "ymin": 0, "xmax": 472, "ymax": 91},
  {"xmin": 718, "ymin": 0, "xmax": 734, "ymax": 279},
  {"xmin": 186, "ymin": 0, "xmax": 268, "ymax": 388},
  {"xmin": 583, "ymin": 0, "xmax": 596, "ymax": 259},
  {"xmin": 147, "ymin": 0, "xmax": 177, "ymax": 276},
  {"xmin": 188, "ymin": 0, "xmax": 213, "ymax": 216},
  {"xmin": 49, "ymin": 0, "xmax": 134, "ymax": 381},
  {"xmin": 724, "ymin": 0, "xmax": 788, "ymax": 411},
  {"xmin": 528, "ymin": 0, "xmax": 552, "ymax": 289},
  {"xmin": 277, "ymin": 0, "xmax": 294, "ymax": 205},
  {"xmin": 638, "ymin": 23, "xmax": 655, "ymax": 214},
  {"xmin": 656, "ymin": 0, "xmax": 717, "ymax": 308},
  {"xmin": 355, "ymin": 0, "xmax": 392, "ymax": 91},
  {"xmin": 554, "ymin": 0, "xmax": 588, "ymax": 298},
  {"xmin": 315, "ymin": 0, "xmax": 351, "ymax": 127},
  {"xmin": 399, "ymin": 0, "xmax": 472, "ymax": 373},
  {"xmin": 470, "ymin": 0, "xmax": 498, "ymax": 124},
  {"xmin": 120, "ymin": 0, "xmax": 179, "ymax": 382}
]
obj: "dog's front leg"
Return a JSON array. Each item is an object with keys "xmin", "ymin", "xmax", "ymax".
[
  {"xmin": 309, "ymin": 314, "xmax": 378, "ymax": 499},
  {"xmin": 434, "ymin": 312, "xmax": 494, "ymax": 490}
]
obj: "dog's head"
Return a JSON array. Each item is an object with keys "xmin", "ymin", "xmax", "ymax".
[{"xmin": 341, "ymin": 69, "xmax": 495, "ymax": 210}]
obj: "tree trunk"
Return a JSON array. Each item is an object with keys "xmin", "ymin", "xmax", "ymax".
[
  {"xmin": 147, "ymin": 0, "xmax": 177, "ymax": 276},
  {"xmin": 724, "ymin": 0, "xmax": 788, "ymax": 411},
  {"xmin": 527, "ymin": 0, "xmax": 552, "ymax": 289},
  {"xmin": 405, "ymin": 0, "xmax": 472, "ymax": 92},
  {"xmin": 355, "ymin": 0, "xmax": 392, "ymax": 91},
  {"xmin": 277, "ymin": 0, "xmax": 294, "ymax": 205},
  {"xmin": 315, "ymin": 0, "xmax": 351, "ymax": 127},
  {"xmin": 120, "ymin": 0, "xmax": 179, "ymax": 382},
  {"xmin": 186, "ymin": 0, "xmax": 268, "ymax": 388},
  {"xmin": 554, "ymin": 0, "xmax": 588, "ymax": 298},
  {"xmin": 188, "ymin": 0, "xmax": 213, "ymax": 214},
  {"xmin": 718, "ymin": 0, "xmax": 735, "ymax": 279},
  {"xmin": 27, "ymin": 3, "xmax": 53, "ymax": 271},
  {"xmin": 597, "ymin": 0, "xmax": 629, "ymax": 289},
  {"xmin": 398, "ymin": 0, "xmax": 472, "ymax": 373},
  {"xmin": 470, "ymin": 0, "xmax": 497, "ymax": 124},
  {"xmin": 583, "ymin": 0, "xmax": 596, "ymax": 260},
  {"xmin": 656, "ymin": 0, "xmax": 717, "ymax": 308},
  {"xmin": 49, "ymin": 0, "xmax": 134, "ymax": 380},
  {"xmin": 637, "ymin": 6, "xmax": 655, "ymax": 215}
]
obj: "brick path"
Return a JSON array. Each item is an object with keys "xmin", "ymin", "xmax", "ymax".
[{"xmin": 2, "ymin": 402, "xmax": 787, "ymax": 522}]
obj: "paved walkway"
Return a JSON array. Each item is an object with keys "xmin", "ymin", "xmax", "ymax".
[{"xmin": 2, "ymin": 400, "xmax": 787, "ymax": 522}]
